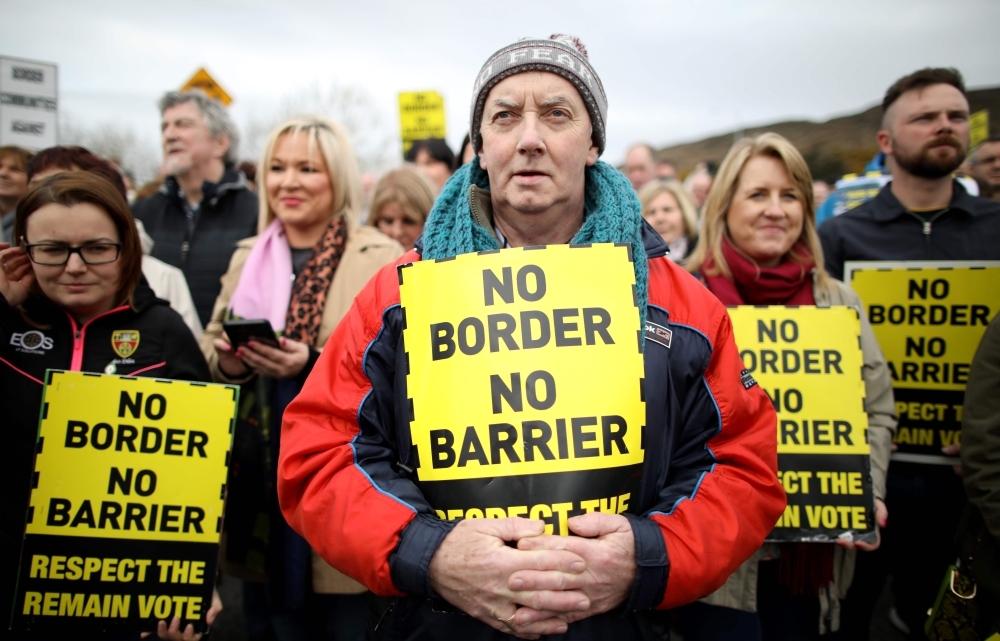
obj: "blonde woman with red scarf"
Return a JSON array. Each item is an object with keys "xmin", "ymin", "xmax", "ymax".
[
  {"xmin": 199, "ymin": 115, "xmax": 403, "ymax": 640},
  {"xmin": 677, "ymin": 133, "xmax": 897, "ymax": 640}
]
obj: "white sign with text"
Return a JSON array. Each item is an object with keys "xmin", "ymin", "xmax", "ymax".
[{"xmin": 0, "ymin": 56, "xmax": 58, "ymax": 150}]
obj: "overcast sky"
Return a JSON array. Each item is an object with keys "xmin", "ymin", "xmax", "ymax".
[{"xmin": 3, "ymin": 0, "xmax": 999, "ymax": 171}]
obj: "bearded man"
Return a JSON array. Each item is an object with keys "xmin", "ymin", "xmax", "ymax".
[
  {"xmin": 820, "ymin": 67, "xmax": 1000, "ymax": 280},
  {"xmin": 278, "ymin": 35, "xmax": 784, "ymax": 640},
  {"xmin": 819, "ymin": 68, "xmax": 1000, "ymax": 639}
]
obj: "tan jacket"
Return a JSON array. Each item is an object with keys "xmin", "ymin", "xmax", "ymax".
[
  {"xmin": 200, "ymin": 224, "xmax": 404, "ymax": 593},
  {"xmin": 701, "ymin": 274, "xmax": 897, "ymax": 631}
]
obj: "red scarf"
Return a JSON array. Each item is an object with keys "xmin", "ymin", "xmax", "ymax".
[{"xmin": 702, "ymin": 237, "xmax": 816, "ymax": 306}]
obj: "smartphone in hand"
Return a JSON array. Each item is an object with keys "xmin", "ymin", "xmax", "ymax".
[{"xmin": 222, "ymin": 319, "xmax": 280, "ymax": 349}]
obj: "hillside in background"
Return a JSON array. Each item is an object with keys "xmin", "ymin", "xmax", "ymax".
[{"xmin": 656, "ymin": 87, "xmax": 1000, "ymax": 183}]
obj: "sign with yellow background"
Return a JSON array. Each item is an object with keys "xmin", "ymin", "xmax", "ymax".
[
  {"xmin": 180, "ymin": 67, "xmax": 232, "ymax": 106},
  {"xmin": 728, "ymin": 306, "xmax": 875, "ymax": 542},
  {"xmin": 846, "ymin": 262, "xmax": 1000, "ymax": 464},
  {"xmin": 12, "ymin": 371, "xmax": 237, "ymax": 634},
  {"xmin": 970, "ymin": 109, "xmax": 989, "ymax": 149},
  {"xmin": 399, "ymin": 244, "xmax": 644, "ymax": 534},
  {"xmin": 398, "ymin": 91, "xmax": 445, "ymax": 154}
]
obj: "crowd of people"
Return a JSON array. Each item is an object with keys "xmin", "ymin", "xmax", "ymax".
[{"xmin": 1, "ymin": 32, "xmax": 999, "ymax": 641}]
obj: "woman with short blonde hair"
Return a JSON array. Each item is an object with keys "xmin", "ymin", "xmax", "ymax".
[
  {"xmin": 201, "ymin": 114, "xmax": 403, "ymax": 638},
  {"xmin": 678, "ymin": 133, "xmax": 897, "ymax": 639},
  {"xmin": 255, "ymin": 115, "xmax": 364, "ymax": 232},
  {"xmin": 368, "ymin": 167, "xmax": 435, "ymax": 252},
  {"xmin": 636, "ymin": 179, "xmax": 699, "ymax": 261}
]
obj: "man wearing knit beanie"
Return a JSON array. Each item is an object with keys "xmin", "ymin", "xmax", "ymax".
[{"xmin": 279, "ymin": 35, "xmax": 783, "ymax": 640}]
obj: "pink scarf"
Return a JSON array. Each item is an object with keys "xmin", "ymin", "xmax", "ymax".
[{"xmin": 229, "ymin": 219, "xmax": 293, "ymax": 331}]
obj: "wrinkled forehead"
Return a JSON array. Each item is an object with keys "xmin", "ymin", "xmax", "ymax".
[
  {"xmin": 483, "ymin": 71, "xmax": 588, "ymax": 114},
  {"xmin": 162, "ymin": 101, "xmax": 206, "ymax": 125},
  {"xmin": 889, "ymin": 83, "xmax": 969, "ymax": 123}
]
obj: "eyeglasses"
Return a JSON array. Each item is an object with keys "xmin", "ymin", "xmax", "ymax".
[{"xmin": 23, "ymin": 242, "xmax": 122, "ymax": 266}]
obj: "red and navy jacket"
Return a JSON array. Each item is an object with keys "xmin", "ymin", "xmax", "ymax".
[
  {"xmin": 0, "ymin": 282, "xmax": 210, "ymax": 574},
  {"xmin": 278, "ymin": 225, "xmax": 784, "ymax": 639}
]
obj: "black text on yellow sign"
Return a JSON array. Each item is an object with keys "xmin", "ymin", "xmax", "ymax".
[
  {"xmin": 728, "ymin": 306, "xmax": 875, "ymax": 541},
  {"xmin": 847, "ymin": 263, "xmax": 1000, "ymax": 463},
  {"xmin": 398, "ymin": 90, "xmax": 445, "ymax": 154},
  {"xmin": 398, "ymin": 245, "xmax": 645, "ymax": 531},
  {"xmin": 12, "ymin": 371, "xmax": 238, "ymax": 634}
]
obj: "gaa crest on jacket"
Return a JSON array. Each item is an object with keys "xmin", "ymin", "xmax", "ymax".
[{"xmin": 111, "ymin": 330, "xmax": 140, "ymax": 358}]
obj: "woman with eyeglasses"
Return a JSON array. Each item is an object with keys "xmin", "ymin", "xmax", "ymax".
[{"xmin": 0, "ymin": 171, "xmax": 213, "ymax": 639}]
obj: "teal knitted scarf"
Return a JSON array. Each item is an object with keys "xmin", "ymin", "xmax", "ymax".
[{"xmin": 421, "ymin": 158, "xmax": 649, "ymax": 337}]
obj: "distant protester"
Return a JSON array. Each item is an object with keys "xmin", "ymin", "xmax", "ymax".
[
  {"xmin": 132, "ymin": 89, "xmax": 259, "ymax": 327},
  {"xmin": 368, "ymin": 166, "xmax": 434, "ymax": 251},
  {"xmin": 637, "ymin": 179, "xmax": 698, "ymax": 261},
  {"xmin": 685, "ymin": 168, "xmax": 714, "ymax": 210},
  {"xmin": 405, "ymin": 138, "xmax": 454, "ymax": 194},
  {"xmin": 0, "ymin": 146, "xmax": 33, "ymax": 243},
  {"xmin": 238, "ymin": 160, "xmax": 258, "ymax": 191},
  {"xmin": 812, "ymin": 180, "xmax": 832, "ymax": 208},
  {"xmin": 24, "ymin": 145, "xmax": 202, "ymax": 338},
  {"xmin": 656, "ymin": 159, "xmax": 677, "ymax": 180},
  {"xmin": 624, "ymin": 142, "xmax": 656, "ymax": 191},
  {"xmin": 454, "ymin": 132, "xmax": 475, "ymax": 171},
  {"xmin": 969, "ymin": 135, "xmax": 1000, "ymax": 201}
]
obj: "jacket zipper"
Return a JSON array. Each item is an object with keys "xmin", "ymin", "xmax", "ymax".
[{"xmin": 66, "ymin": 305, "xmax": 131, "ymax": 371}]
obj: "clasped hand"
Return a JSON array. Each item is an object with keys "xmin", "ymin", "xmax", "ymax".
[{"xmin": 427, "ymin": 512, "xmax": 636, "ymax": 639}]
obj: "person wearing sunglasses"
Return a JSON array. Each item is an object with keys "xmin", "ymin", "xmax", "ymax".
[{"xmin": 0, "ymin": 171, "xmax": 215, "ymax": 640}]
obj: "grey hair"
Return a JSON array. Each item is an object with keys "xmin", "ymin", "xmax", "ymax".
[{"xmin": 158, "ymin": 89, "xmax": 240, "ymax": 165}]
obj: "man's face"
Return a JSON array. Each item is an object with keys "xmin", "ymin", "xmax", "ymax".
[
  {"xmin": 161, "ymin": 102, "xmax": 227, "ymax": 176},
  {"xmin": 880, "ymin": 84, "xmax": 970, "ymax": 179},
  {"xmin": 655, "ymin": 162, "xmax": 676, "ymax": 180},
  {"xmin": 972, "ymin": 141, "xmax": 1000, "ymax": 190},
  {"xmin": 624, "ymin": 146, "xmax": 655, "ymax": 191},
  {"xmin": 479, "ymin": 72, "xmax": 598, "ymax": 216}
]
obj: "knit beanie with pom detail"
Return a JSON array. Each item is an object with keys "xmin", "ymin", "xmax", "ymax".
[{"xmin": 469, "ymin": 34, "xmax": 608, "ymax": 156}]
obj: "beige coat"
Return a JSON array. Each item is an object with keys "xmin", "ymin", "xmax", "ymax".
[
  {"xmin": 700, "ymin": 274, "xmax": 898, "ymax": 633},
  {"xmin": 200, "ymin": 224, "xmax": 404, "ymax": 593}
]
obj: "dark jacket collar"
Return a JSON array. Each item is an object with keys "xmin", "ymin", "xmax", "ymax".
[
  {"xmin": 870, "ymin": 179, "xmax": 993, "ymax": 222},
  {"xmin": 161, "ymin": 165, "xmax": 247, "ymax": 209},
  {"xmin": 414, "ymin": 186, "xmax": 669, "ymax": 260}
]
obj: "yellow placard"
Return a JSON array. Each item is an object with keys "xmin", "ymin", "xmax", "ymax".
[
  {"xmin": 847, "ymin": 265, "xmax": 1000, "ymax": 392},
  {"xmin": 970, "ymin": 109, "xmax": 989, "ymax": 149},
  {"xmin": 729, "ymin": 306, "xmax": 869, "ymax": 455},
  {"xmin": 399, "ymin": 245, "xmax": 645, "ymax": 483},
  {"xmin": 27, "ymin": 371, "xmax": 237, "ymax": 543},
  {"xmin": 180, "ymin": 68, "xmax": 232, "ymax": 106},
  {"xmin": 398, "ymin": 91, "xmax": 445, "ymax": 154}
]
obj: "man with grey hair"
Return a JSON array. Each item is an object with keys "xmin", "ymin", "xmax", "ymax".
[
  {"xmin": 623, "ymin": 143, "xmax": 656, "ymax": 192},
  {"xmin": 969, "ymin": 135, "xmax": 1000, "ymax": 201},
  {"xmin": 133, "ymin": 89, "xmax": 257, "ymax": 326},
  {"xmin": 279, "ymin": 34, "xmax": 782, "ymax": 640}
]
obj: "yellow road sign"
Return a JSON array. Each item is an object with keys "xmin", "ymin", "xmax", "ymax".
[
  {"xmin": 398, "ymin": 91, "xmax": 445, "ymax": 154},
  {"xmin": 180, "ymin": 68, "xmax": 232, "ymax": 106}
]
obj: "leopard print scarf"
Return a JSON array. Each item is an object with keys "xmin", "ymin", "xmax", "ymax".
[{"xmin": 283, "ymin": 215, "xmax": 348, "ymax": 347}]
